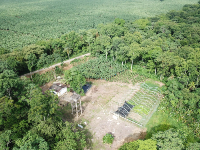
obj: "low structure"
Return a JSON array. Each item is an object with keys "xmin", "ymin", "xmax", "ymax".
[
  {"xmin": 49, "ymin": 83, "xmax": 67, "ymax": 96},
  {"xmin": 115, "ymin": 101, "xmax": 134, "ymax": 118}
]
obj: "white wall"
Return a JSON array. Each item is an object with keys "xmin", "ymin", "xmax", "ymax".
[{"xmin": 58, "ymin": 87, "xmax": 67, "ymax": 96}]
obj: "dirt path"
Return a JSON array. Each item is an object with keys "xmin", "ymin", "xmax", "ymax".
[{"xmin": 20, "ymin": 53, "xmax": 90, "ymax": 77}]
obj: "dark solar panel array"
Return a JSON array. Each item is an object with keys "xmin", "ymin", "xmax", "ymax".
[{"xmin": 115, "ymin": 101, "xmax": 134, "ymax": 118}]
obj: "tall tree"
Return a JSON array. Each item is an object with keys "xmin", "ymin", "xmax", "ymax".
[
  {"xmin": 0, "ymin": 130, "xmax": 12, "ymax": 150},
  {"xmin": 97, "ymin": 35, "xmax": 111, "ymax": 59},
  {"xmin": 0, "ymin": 70, "xmax": 20, "ymax": 99},
  {"xmin": 13, "ymin": 132, "xmax": 49, "ymax": 150},
  {"xmin": 127, "ymin": 42, "xmax": 141, "ymax": 70},
  {"xmin": 27, "ymin": 53, "xmax": 37, "ymax": 78},
  {"xmin": 111, "ymin": 37, "xmax": 124, "ymax": 60},
  {"xmin": 22, "ymin": 44, "xmax": 45, "ymax": 60},
  {"xmin": 151, "ymin": 129, "xmax": 184, "ymax": 150},
  {"xmin": 54, "ymin": 122, "xmax": 86, "ymax": 150}
]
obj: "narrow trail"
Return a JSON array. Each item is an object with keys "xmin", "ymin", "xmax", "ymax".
[{"xmin": 20, "ymin": 53, "xmax": 90, "ymax": 77}]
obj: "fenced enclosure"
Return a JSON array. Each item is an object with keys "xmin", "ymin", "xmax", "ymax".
[{"xmin": 113, "ymin": 82, "xmax": 162, "ymax": 127}]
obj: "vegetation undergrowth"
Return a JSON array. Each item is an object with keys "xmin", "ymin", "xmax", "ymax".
[{"xmin": 103, "ymin": 133, "xmax": 114, "ymax": 144}]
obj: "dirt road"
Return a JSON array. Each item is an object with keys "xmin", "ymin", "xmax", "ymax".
[{"xmin": 21, "ymin": 53, "xmax": 90, "ymax": 77}]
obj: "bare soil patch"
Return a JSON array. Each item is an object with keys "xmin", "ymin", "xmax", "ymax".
[
  {"xmin": 41, "ymin": 81, "xmax": 54, "ymax": 93},
  {"xmin": 78, "ymin": 80, "xmax": 146, "ymax": 150}
]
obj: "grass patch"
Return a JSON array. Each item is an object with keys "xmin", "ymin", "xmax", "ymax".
[{"xmin": 127, "ymin": 101, "xmax": 150, "ymax": 116}]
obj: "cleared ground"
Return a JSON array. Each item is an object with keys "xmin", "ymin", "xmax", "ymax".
[
  {"xmin": 78, "ymin": 80, "xmax": 146, "ymax": 149},
  {"xmin": 42, "ymin": 74, "xmax": 162, "ymax": 149},
  {"xmin": 0, "ymin": 0, "xmax": 198, "ymax": 49}
]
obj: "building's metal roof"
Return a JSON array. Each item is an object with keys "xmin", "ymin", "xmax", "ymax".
[{"xmin": 49, "ymin": 83, "xmax": 67, "ymax": 92}]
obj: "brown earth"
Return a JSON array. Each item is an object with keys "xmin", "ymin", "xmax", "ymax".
[{"xmin": 74, "ymin": 80, "xmax": 147, "ymax": 150}]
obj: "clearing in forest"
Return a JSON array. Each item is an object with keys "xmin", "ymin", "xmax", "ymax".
[{"xmin": 72, "ymin": 78, "xmax": 162, "ymax": 149}]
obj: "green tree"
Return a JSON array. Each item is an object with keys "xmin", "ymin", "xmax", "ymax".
[
  {"xmin": 64, "ymin": 68, "xmax": 86, "ymax": 94},
  {"xmin": 85, "ymin": 29, "xmax": 97, "ymax": 47},
  {"xmin": 54, "ymin": 122, "xmax": 86, "ymax": 150},
  {"xmin": 20, "ymin": 84, "xmax": 59, "ymax": 123},
  {"xmin": 61, "ymin": 31, "xmax": 83, "ymax": 54},
  {"xmin": 111, "ymin": 37, "xmax": 124, "ymax": 60},
  {"xmin": 22, "ymin": 44, "xmax": 45, "ymax": 60},
  {"xmin": 133, "ymin": 19, "xmax": 150, "ymax": 30},
  {"xmin": 37, "ymin": 53, "xmax": 48, "ymax": 69},
  {"xmin": 27, "ymin": 53, "xmax": 37, "ymax": 78},
  {"xmin": 0, "ymin": 130, "xmax": 12, "ymax": 150},
  {"xmin": 96, "ymin": 35, "xmax": 111, "ymax": 59},
  {"xmin": 98, "ymin": 23, "xmax": 125, "ymax": 38},
  {"xmin": 0, "ymin": 70, "xmax": 20, "ymax": 99},
  {"xmin": 151, "ymin": 129, "xmax": 184, "ymax": 150},
  {"xmin": 0, "ymin": 57, "xmax": 19, "ymax": 74},
  {"xmin": 63, "ymin": 43, "xmax": 72, "ymax": 59},
  {"xmin": 13, "ymin": 132, "xmax": 49, "ymax": 150},
  {"xmin": 186, "ymin": 142, "xmax": 200, "ymax": 150},
  {"xmin": 127, "ymin": 43, "xmax": 141, "ymax": 70},
  {"xmin": 114, "ymin": 18, "xmax": 125, "ymax": 27}
]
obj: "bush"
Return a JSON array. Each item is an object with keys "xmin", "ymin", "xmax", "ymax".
[{"xmin": 103, "ymin": 133, "xmax": 114, "ymax": 144}]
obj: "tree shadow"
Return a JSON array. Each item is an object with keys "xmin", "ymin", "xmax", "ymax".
[
  {"xmin": 145, "ymin": 124, "xmax": 176, "ymax": 139},
  {"xmin": 83, "ymin": 127, "xmax": 93, "ymax": 149},
  {"xmin": 59, "ymin": 103, "xmax": 77, "ymax": 123},
  {"xmin": 123, "ymin": 130, "xmax": 147, "ymax": 144},
  {"xmin": 119, "ymin": 125, "xmax": 175, "ymax": 149}
]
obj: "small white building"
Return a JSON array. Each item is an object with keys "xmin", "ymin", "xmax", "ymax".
[{"xmin": 49, "ymin": 83, "xmax": 67, "ymax": 97}]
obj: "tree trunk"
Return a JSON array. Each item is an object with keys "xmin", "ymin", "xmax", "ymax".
[
  {"xmin": 131, "ymin": 60, "xmax": 133, "ymax": 71},
  {"xmin": 53, "ymin": 70, "xmax": 56, "ymax": 80},
  {"xmin": 122, "ymin": 61, "xmax": 123, "ymax": 65},
  {"xmin": 113, "ymin": 56, "xmax": 114, "ymax": 60},
  {"xmin": 106, "ymin": 52, "xmax": 107, "ymax": 59},
  {"xmin": 7, "ymin": 140, "xmax": 11, "ymax": 148},
  {"xmin": 160, "ymin": 74, "xmax": 162, "ymax": 80},
  {"xmin": 125, "ymin": 60, "xmax": 126, "ymax": 64},
  {"xmin": 155, "ymin": 67, "xmax": 157, "ymax": 75},
  {"xmin": 8, "ymin": 89, "xmax": 12, "ymax": 100},
  {"xmin": 68, "ymin": 53, "xmax": 70, "ymax": 59}
]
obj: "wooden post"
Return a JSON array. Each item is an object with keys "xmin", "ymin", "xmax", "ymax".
[
  {"xmin": 80, "ymin": 99, "xmax": 82, "ymax": 114},
  {"xmin": 76, "ymin": 101, "xmax": 78, "ymax": 118},
  {"xmin": 71, "ymin": 101, "xmax": 73, "ymax": 114}
]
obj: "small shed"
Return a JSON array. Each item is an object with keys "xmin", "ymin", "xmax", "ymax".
[{"xmin": 49, "ymin": 83, "xmax": 67, "ymax": 96}]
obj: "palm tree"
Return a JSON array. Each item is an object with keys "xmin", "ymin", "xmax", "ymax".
[{"xmin": 64, "ymin": 44, "xmax": 72, "ymax": 59}]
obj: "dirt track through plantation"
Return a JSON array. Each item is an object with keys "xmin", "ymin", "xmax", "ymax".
[{"xmin": 20, "ymin": 53, "xmax": 90, "ymax": 77}]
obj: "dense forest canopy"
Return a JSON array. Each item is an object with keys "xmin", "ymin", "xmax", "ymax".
[{"xmin": 1, "ymin": 0, "xmax": 200, "ymax": 149}]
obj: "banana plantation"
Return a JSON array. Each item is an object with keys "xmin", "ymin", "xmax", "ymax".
[{"xmin": 75, "ymin": 56, "xmax": 127, "ymax": 80}]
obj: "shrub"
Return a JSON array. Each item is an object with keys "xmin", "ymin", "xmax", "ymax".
[{"xmin": 103, "ymin": 133, "xmax": 114, "ymax": 144}]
